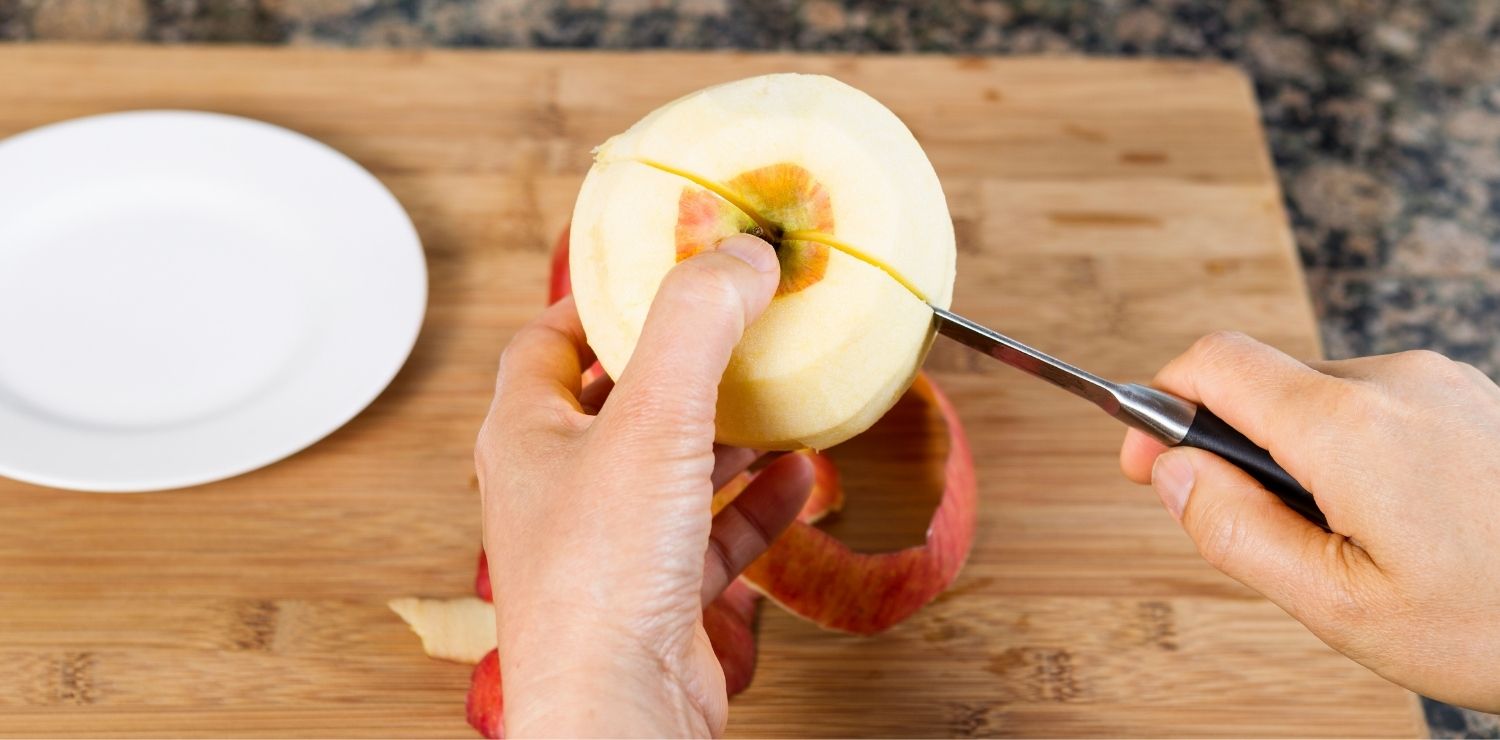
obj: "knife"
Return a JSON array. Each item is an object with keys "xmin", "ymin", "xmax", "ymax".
[{"xmin": 931, "ymin": 306, "xmax": 1328, "ymax": 531}]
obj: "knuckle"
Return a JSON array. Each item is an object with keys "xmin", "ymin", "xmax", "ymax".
[
  {"xmin": 492, "ymin": 337, "xmax": 529, "ymax": 393},
  {"xmin": 1205, "ymin": 329, "xmax": 1252, "ymax": 346},
  {"xmin": 1302, "ymin": 380, "xmax": 1387, "ymax": 466},
  {"xmin": 1454, "ymin": 360, "xmax": 1485, "ymax": 380},
  {"xmin": 1452, "ymin": 361, "xmax": 1499, "ymax": 392},
  {"xmin": 1189, "ymin": 331, "xmax": 1263, "ymax": 379},
  {"xmin": 474, "ymin": 415, "xmax": 514, "ymax": 476},
  {"xmin": 1193, "ymin": 330, "xmax": 1252, "ymax": 359},
  {"xmin": 1319, "ymin": 377, "xmax": 1381, "ymax": 421},
  {"xmin": 473, "ymin": 446, "xmax": 498, "ymax": 493},
  {"xmin": 1392, "ymin": 349, "xmax": 1456, "ymax": 377}
]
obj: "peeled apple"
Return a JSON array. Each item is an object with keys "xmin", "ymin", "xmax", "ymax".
[{"xmin": 569, "ymin": 73, "xmax": 957, "ymax": 450}]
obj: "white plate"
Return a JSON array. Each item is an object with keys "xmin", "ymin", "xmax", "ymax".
[{"xmin": 0, "ymin": 111, "xmax": 426, "ymax": 492}]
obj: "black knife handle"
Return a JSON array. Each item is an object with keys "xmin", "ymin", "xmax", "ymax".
[{"xmin": 1178, "ymin": 408, "xmax": 1329, "ymax": 531}]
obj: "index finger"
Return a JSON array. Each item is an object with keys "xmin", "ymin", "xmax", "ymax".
[{"xmin": 492, "ymin": 296, "xmax": 598, "ymax": 421}]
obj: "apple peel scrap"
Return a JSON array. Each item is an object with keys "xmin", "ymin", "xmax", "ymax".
[{"xmin": 388, "ymin": 596, "xmax": 497, "ymax": 664}]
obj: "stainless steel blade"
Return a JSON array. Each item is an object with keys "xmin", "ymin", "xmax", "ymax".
[
  {"xmin": 931, "ymin": 306, "xmax": 1119, "ymax": 411},
  {"xmin": 930, "ymin": 306, "xmax": 1197, "ymax": 444}
]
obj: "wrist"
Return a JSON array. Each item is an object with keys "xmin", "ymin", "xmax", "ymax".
[{"xmin": 498, "ymin": 607, "xmax": 711, "ymax": 737}]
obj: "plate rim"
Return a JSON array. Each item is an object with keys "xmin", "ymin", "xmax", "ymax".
[{"xmin": 0, "ymin": 109, "xmax": 428, "ymax": 494}]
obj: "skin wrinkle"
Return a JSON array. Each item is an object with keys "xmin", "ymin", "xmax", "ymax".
[
  {"xmin": 703, "ymin": 530, "xmax": 735, "ymax": 589},
  {"xmin": 1304, "ymin": 534, "xmax": 1379, "ymax": 627},
  {"xmin": 601, "ymin": 392, "xmax": 716, "ymax": 459}
]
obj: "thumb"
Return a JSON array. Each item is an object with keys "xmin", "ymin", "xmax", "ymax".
[
  {"xmin": 1152, "ymin": 447, "xmax": 1362, "ymax": 620},
  {"xmin": 604, "ymin": 234, "xmax": 779, "ymax": 433}
]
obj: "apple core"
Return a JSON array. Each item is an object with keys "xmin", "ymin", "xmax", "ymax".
[{"xmin": 675, "ymin": 162, "xmax": 834, "ymax": 296}]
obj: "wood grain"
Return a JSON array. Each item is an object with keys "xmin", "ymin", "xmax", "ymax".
[{"xmin": 0, "ymin": 46, "xmax": 1423, "ymax": 737}]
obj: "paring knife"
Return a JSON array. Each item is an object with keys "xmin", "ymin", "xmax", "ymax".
[{"xmin": 931, "ymin": 306, "xmax": 1328, "ymax": 531}]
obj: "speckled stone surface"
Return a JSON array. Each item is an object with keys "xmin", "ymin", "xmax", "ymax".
[{"xmin": 3, "ymin": 0, "xmax": 1498, "ymax": 735}]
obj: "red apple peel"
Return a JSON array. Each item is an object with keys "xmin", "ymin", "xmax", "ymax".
[
  {"xmin": 740, "ymin": 373, "xmax": 977, "ymax": 635},
  {"xmin": 466, "ymin": 649, "xmax": 503, "ymax": 739}
]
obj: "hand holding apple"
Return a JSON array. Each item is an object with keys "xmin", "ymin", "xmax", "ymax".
[
  {"xmin": 1120, "ymin": 331, "xmax": 1500, "ymax": 712},
  {"xmin": 476, "ymin": 234, "xmax": 816, "ymax": 737},
  {"xmin": 472, "ymin": 73, "xmax": 969, "ymax": 737}
]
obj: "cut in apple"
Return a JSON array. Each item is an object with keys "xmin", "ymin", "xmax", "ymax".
[{"xmin": 570, "ymin": 73, "xmax": 956, "ymax": 450}]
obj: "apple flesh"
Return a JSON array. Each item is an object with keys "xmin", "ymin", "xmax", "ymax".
[
  {"xmin": 570, "ymin": 73, "xmax": 956, "ymax": 450},
  {"xmin": 388, "ymin": 597, "xmax": 497, "ymax": 664}
]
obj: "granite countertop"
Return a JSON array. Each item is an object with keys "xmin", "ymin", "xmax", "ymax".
[{"xmin": 2, "ymin": 0, "xmax": 1496, "ymax": 736}]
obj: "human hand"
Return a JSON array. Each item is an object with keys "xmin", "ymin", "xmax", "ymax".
[
  {"xmin": 476, "ymin": 234, "xmax": 814, "ymax": 737},
  {"xmin": 1121, "ymin": 332, "xmax": 1500, "ymax": 711}
]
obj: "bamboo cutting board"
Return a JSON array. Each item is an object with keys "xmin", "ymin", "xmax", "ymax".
[{"xmin": 0, "ymin": 46, "xmax": 1423, "ymax": 737}]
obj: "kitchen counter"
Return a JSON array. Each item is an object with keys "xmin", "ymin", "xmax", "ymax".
[{"xmin": 3, "ymin": 0, "xmax": 1496, "ymax": 735}]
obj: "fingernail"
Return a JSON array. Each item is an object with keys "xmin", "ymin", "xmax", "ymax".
[
  {"xmin": 716, "ymin": 234, "xmax": 779, "ymax": 274},
  {"xmin": 1151, "ymin": 452, "xmax": 1194, "ymax": 521}
]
